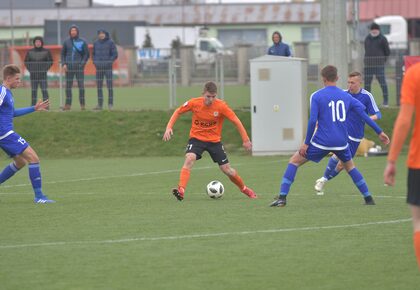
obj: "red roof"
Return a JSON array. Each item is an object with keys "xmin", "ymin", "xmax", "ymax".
[{"xmin": 359, "ymin": 0, "xmax": 420, "ymax": 20}]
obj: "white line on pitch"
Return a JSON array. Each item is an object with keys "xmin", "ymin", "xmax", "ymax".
[
  {"xmin": 342, "ymin": 194, "xmax": 406, "ymax": 199},
  {"xmin": 1, "ymin": 158, "xmax": 288, "ymax": 189},
  {"xmin": 0, "ymin": 218, "xmax": 411, "ymax": 250},
  {"xmin": 0, "ymin": 192, "xmax": 96, "ymax": 196}
]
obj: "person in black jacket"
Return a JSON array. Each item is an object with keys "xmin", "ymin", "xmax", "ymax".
[
  {"xmin": 364, "ymin": 22, "xmax": 391, "ymax": 107},
  {"xmin": 93, "ymin": 29, "xmax": 118, "ymax": 110},
  {"xmin": 61, "ymin": 25, "xmax": 89, "ymax": 111},
  {"xmin": 24, "ymin": 36, "xmax": 53, "ymax": 107}
]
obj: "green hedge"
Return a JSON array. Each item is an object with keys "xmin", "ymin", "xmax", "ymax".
[
  {"xmin": 10, "ymin": 107, "xmax": 399, "ymax": 159},
  {"xmin": 12, "ymin": 110, "xmax": 251, "ymax": 158}
]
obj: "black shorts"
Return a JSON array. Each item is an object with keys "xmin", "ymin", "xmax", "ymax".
[
  {"xmin": 407, "ymin": 168, "xmax": 420, "ymax": 206},
  {"xmin": 185, "ymin": 138, "xmax": 229, "ymax": 165}
]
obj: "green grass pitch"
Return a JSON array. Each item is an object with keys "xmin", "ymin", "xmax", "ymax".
[{"xmin": 1, "ymin": 155, "xmax": 419, "ymax": 290}]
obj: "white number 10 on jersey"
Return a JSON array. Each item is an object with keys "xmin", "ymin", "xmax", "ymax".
[{"xmin": 328, "ymin": 100, "xmax": 346, "ymax": 122}]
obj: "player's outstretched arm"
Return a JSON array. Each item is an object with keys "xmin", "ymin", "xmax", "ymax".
[
  {"xmin": 223, "ymin": 106, "xmax": 252, "ymax": 151},
  {"xmin": 14, "ymin": 99, "xmax": 49, "ymax": 117},
  {"xmin": 35, "ymin": 99, "xmax": 49, "ymax": 111},
  {"xmin": 162, "ymin": 108, "xmax": 181, "ymax": 142},
  {"xmin": 363, "ymin": 114, "xmax": 390, "ymax": 145},
  {"xmin": 378, "ymin": 132, "xmax": 390, "ymax": 145},
  {"xmin": 163, "ymin": 128, "xmax": 173, "ymax": 142},
  {"xmin": 384, "ymin": 104, "xmax": 415, "ymax": 186},
  {"xmin": 229, "ymin": 115, "xmax": 252, "ymax": 151},
  {"xmin": 355, "ymin": 108, "xmax": 385, "ymax": 138},
  {"xmin": 242, "ymin": 140, "xmax": 252, "ymax": 152}
]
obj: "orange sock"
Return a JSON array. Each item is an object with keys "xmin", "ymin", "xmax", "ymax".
[
  {"xmin": 414, "ymin": 231, "xmax": 420, "ymax": 269},
  {"xmin": 178, "ymin": 168, "xmax": 191, "ymax": 191},
  {"xmin": 229, "ymin": 172, "xmax": 245, "ymax": 191}
]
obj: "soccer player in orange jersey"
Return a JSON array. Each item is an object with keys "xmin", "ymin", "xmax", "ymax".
[
  {"xmin": 163, "ymin": 81, "xmax": 256, "ymax": 201},
  {"xmin": 384, "ymin": 62, "xmax": 420, "ymax": 269}
]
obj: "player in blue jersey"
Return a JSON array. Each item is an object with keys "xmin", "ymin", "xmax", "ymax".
[
  {"xmin": 270, "ymin": 65, "xmax": 389, "ymax": 207},
  {"xmin": 314, "ymin": 71, "xmax": 381, "ymax": 195},
  {"xmin": 0, "ymin": 64, "xmax": 54, "ymax": 203}
]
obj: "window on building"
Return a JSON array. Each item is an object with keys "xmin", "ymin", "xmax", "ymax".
[
  {"xmin": 200, "ymin": 41, "xmax": 209, "ymax": 51},
  {"xmin": 379, "ymin": 24, "xmax": 391, "ymax": 35},
  {"xmin": 301, "ymin": 27, "xmax": 320, "ymax": 42}
]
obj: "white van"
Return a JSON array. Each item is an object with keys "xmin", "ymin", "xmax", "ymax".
[{"xmin": 374, "ymin": 15, "xmax": 408, "ymax": 50}]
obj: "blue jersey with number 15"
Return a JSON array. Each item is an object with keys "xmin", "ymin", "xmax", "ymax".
[{"xmin": 305, "ymin": 86, "xmax": 380, "ymax": 151}]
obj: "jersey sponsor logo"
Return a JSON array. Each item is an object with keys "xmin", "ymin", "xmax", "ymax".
[
  {"xmin": 183, "ymin": 101, "xmax": 189, "ymax": 107},
  {"xmin": 213, "ymin": 111, "xmax": 219, "ymax": 117},
  {"xmin": 194, "ymin": 119, "xmax": 217, "ymax": 128}
]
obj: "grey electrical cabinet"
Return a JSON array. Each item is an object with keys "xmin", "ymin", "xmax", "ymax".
[{"xmin": 250, "ymin": 55, "xmax": 308, "ymax": 156}]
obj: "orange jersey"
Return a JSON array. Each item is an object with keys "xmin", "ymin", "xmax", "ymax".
[
  {"xmin": 166, "ymin": 97, "xmax": 249, "ymax": 143},
  {"xmin": 400, "ymin": 62, "xmax": 420, "ymax": 168}
]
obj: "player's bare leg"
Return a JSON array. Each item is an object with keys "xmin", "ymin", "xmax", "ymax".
[
  {"xmin": 219, "ymin": 163, "xmax": 256, "ymax": 198},
  {"xmin": 12, "ymin": 155, "xmax": 27, "ymax": 169},
  {"xmin": 172, "ymin": 153, "xmax": 196, "ymax": 201},
  {"xmin": 411, "ymin": 206, "xmax": 420, "ymax": 269}
]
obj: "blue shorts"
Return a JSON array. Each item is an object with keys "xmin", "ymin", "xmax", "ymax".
[
  {"xmin": 306, "ymin": 143, "xmax": 353, "ymax": 163},
  {"xmin": 0, "ymin": 132, "xmax": 29, "ymax": 158},
  {"xmin": 348, "ymin": 139, "xmax": 361, "ymax": 158}
]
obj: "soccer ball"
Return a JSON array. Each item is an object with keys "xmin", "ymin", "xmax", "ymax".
[{"xmin": 206, "ymin": 180, "xmax": 224, "ymax": 199}]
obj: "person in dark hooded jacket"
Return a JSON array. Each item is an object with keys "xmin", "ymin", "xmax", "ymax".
[
  {"xmin": 93, "ymin": 29, "xmax": 118, "ymax": 110},
  {"xmin": 24, "ymin": 36, "xmax": 53, "ymax": 106},
  {"xmin": 61, "ymin": 25, "xmax": 89, "ymax": 111},
  {"xmin": 364, "ymin": 22, "xmax": 390, "ymax": 107}
]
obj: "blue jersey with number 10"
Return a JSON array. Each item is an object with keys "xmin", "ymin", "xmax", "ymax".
[{"xmin": 305, "ymin": 86, "xmax": 382, "ymax": 151}]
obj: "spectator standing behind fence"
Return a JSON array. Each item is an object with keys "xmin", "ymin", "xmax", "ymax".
[
  {"xmin": 24, "ymin": 36, "xmax": 53, "ymax": 107},
  {"xmin": 61, "ymin": 25, "xmax": 89, "ymax": 111},
  {"xmin": 267, "ymin": 31, "xmax": 292, "ymax": 57},
  {"xmin": 93, "ymin": 29, "xmax": 118, "ymax": 111},
  {"xmin": 364, "ymin": 22, "xmax": 390, "ymax": 107}
]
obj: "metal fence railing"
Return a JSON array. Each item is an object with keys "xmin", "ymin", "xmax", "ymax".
[{"xmin": 0, "ymin": 46, "xmax": 408, "ymax": 110}]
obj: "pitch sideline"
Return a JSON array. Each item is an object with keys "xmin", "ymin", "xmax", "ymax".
[
  {"xmin": 0, "ymin": 218, "xmax": 411, "ymax": 250},
  {"xmin": 1, "ymin": 158, "xmax": 286, "ymax": 189}
]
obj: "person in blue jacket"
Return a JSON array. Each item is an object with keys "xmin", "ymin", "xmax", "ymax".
[
  {"xmin": 267, "ymin": 31, "xmax": 292, "ymax": 57},
  {"xmin": 61, "ymin": 24, "xmax": 89, "ymax": 111},
  {"xmin": 93, "ymin": 29, "xmax": 118, "ymax": 110}
]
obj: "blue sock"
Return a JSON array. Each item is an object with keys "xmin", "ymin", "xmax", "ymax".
[
  {"xmin": 348, "ymin": 168, "xmax": 371, "ymax": 197},
  {"xmin": 279, "ymin": 163, "xmax": 298, "ymax": 197},
  {"xmin": 323, "ymin": 157, "xmax": 340, "ymax": 180},
  {"xmin": 0, "ymin": 162, "xmax": 19, "ymax": 184},
  {"xmin": 29, "ymin": 163, "xmax": 44, "ymax": 198}
]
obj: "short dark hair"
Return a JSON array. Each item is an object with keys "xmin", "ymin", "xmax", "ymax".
[
  {"xmin": 348, "ymin": 71, "xmax": 362, "ymax": 78},
  {"xmin": 2, "ymin": 64, "xmax": 20, "ymax": 79},
  {"xmin": 321, "ymin": 65, "xmax": 338, "ymax": 82},
  {"xmin": 272, "ymin": 31, "xmax": 282, "ymax": 42},
  {"xmin": 203, "ymin": 81, "xmax": 217, "ymax": 94}
]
